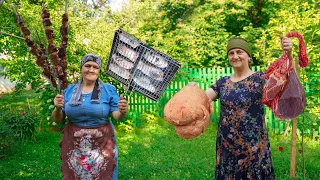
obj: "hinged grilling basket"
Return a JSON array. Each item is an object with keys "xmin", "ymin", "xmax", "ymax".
[{"xmin": 106, "ymin": 29, "xmax": 181, "ymax": 101}]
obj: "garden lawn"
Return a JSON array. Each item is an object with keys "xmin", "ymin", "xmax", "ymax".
[
  {"xmin": 0, "ymin": 90, "xmax": 40, "ymax": 111},
  {"xmin": 0, "ymin": 91, "xmax": 319, "ymax": 179},
  {"xmin": 0, "ymin": 118, "xmax": 319, "ymax": 179}
]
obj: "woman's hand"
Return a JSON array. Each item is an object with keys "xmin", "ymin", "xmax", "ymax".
[
  {"xmin": 52, "ymin": 94, "xmax": 65, "ymax": 123},
  {"xmin": 118, "ymin": 95, "xmax": 128, "ymax": 114},
  {"xmin": 54, "ymin": 94, "xmax": 64, "ymax": 109},
  {"xmin": 281, "ymin": 35, "xmax": 293, "ymax": 56}
]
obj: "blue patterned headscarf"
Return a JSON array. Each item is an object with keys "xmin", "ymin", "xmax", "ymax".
[
  {"xmin": 69, "ymin": 53, "xmax": 103, "ymax": 106},
  {"xmin": 80, "ymin": 53, "xmax": 102, "ymax": 69}
]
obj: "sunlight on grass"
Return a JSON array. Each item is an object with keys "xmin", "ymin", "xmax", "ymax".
[
  {"xmin": 0, "ymin": 90, "xmax": 40, "ymax": 110},
  {"xmin": 0, "ymin": 109, "xmax": 319, "ymax": 179},
  {"xmin": 18, "ymin": 170, "xmax": 32, "ymax": 177}
]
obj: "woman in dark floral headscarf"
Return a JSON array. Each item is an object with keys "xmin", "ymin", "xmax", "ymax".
[{"xmin": 52, "ymin": 53, "xmax": 128, "ymax": 180}]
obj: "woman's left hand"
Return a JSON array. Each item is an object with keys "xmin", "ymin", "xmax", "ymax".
[
  {"xmin": 281, "ymin": 35, "xmax": 293, "ymax": 55},
  {"xmin": 118, "ymin": 95, "xmax": 128, "ymax": 114}
]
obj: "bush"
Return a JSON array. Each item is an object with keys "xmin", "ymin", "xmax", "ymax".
[
  {"xmin": 0, "ymin": 120, "xmax": 16, "ymax": 158},
  {"xmin": 1, "ymin": 108, "xmax": 39, "ymax": 141},
  {"xmin": 118, "ymin": 119, "xmax": 135, "ymax": 133},
  {"xmin": 36, "ymin": 84, "xmax": 58, "ymax": 131},
  {"xmin": 140, "ymin": 111, "xmax": 161, "ymax": 125}
]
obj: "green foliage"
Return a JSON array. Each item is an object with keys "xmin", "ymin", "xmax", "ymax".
[
  {"xmin": 299, "ymin": 109, "xmax": 320, "ymax": 140},
  {"xmin": 1, "ymin": 108, "xmax": 38, "ymax": 140},
  {"xmin": 0, "ymin": 1, "xmax": 60, "ymax": 91},
  {"xmin": 157, "ymin": 0, "xmax": 198, "ymax": 33},
  {"xmin": 0, "ymin": 120, "xmax": 16, "ymax": 158},
  {"xmin": 117, "ymin": 111, "xmax": 162, "ymax": 133},
  {"xmin": 1, "ymin": 0, "xmax": 319, "ymax": 82},
  {"xmin": 0, "ymin": 105, "xmax": 39, "ymax": 157},
  {"xmin": 174, "ymin": 2, "xmax": 230, "ymax": 67},
  {"xmin": 36, "ymin": 84, "xmax": 65, "ymax": 131},
  {"xmin": 222, "ymin": 0, "xmax": 280, "ymax": 34},
  {"xmin": 118, "ymin": 119, "xmax": 135, "ymax": 133},
  {"xmin": 0, "ymin": 90, "xmax": 43, "ymax": 157},
  {"xmin": 140, "ymin": 111, "xmax": 159, "ymax": 124}
]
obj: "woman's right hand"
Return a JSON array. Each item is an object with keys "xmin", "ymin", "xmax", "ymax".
[{"xmin": 54, "ymin": 94, "xmax": 64, "ymax": 109}]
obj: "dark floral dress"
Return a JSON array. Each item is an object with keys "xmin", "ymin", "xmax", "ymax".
[{"xmin": 211, "ymin": 72, "xmax": 275, "ymax": 180}]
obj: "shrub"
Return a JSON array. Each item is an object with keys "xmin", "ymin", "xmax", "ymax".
[
  {"xmin": 118, "ymin": 119, "xmax": 135, "ymax": 133},
  {"xmin": 1, "ymin": 108, "xmax": 39, "ymax": 141},
  {"xmin": 0, "ymin": 120, "xmax": 16, "ymax": 158},
  {"xmin": 36, "ymin": 84, "xmax": 57, "ymax": 131},
  {"xmin": 140, "ymin": 111, "xmax": 161, "ymax": 124}
]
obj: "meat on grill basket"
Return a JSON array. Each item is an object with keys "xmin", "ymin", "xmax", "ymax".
[
  {"xmin": 106, "ymin": 29, "xmax": 181, "ymax": 101},
  {"xmin": 133, "ymin": 75, "xmax": 156, "ymax": 93},
  {"xmin": 117, "ymin": 44, "xmax": 139, "ymax": 62},
  {"xmin": 109, "ymin": 63, "xmax": 131, "ymax": 79},
  {"xmin": 137, "ymin": 61, "xmax": 164, "ymax": 81},
  {"xmin": 118, "ymin": 33, "xmax": 140, "ymax": 48},
  {"xmin": 144, "ymin": 51, "xmax": 168, "ymax": 68},
  {"xmin": 112, "ymin": 54, "xmax": 134, "ymax": 70}
]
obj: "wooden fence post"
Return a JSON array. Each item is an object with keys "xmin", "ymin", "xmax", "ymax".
[{"xmin": 290, "ymin": 117, "xmax": 298, "ymax": 178}]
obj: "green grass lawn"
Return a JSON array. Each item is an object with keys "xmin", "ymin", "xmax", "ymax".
[
  {"xmin": 0, "ymin": 91, "xmax": 319, "ymax": 179},
  {"xmin": 0, "ymin": 118, "xmax": 319, "ymax": 179},
  {"xmin": 0, "ymin": 90, "xmax": 40, "ymax": 110}
]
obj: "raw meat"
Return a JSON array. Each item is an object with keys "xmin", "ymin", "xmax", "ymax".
[
  {"xmin": 175, "ymin": 106, "xmax": 210, "ymax": 139},
  {"xmin": 109, "ymin": 63, "xmax": 131, "ymax": 79},
  {"xmin": 277, "ymin": 70, "xmax": 306, "ymax": 119},
  {"xmin": 164, "ymin": 85, "xmax": 213, "ymax": 139},
  {"xmin": 263, "ymin": 31, "xmax": 308, "ymax": 119},
  {"xmin": 144, "ymin": 51, "xmax": 168, "ymax": 68},
  {"xmin": 137, "ymin": 61, "xmax": 164, "ymax": 81}
]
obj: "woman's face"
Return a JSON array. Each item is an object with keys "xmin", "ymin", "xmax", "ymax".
[
  {"xmin": 81, "ymin": 61, "xmax": 100, "ymax": 82},
  {"xmin": 227, "ymin": 48, "xmax": 250, "ymax": 68}
]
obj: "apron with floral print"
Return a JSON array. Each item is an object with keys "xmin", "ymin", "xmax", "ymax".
[{"xmin": 59, "ymin": 122, "xmax": 116, "ymax": 180}]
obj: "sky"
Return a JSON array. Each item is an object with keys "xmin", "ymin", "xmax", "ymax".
[{"xmin": 109, "ymin": 0, "xmax": 127, "ymax": 12}]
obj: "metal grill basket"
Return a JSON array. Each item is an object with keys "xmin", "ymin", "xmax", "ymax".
[{"xmin": 106, "ymin": 29, "xmax": 181, "ymax": 101}]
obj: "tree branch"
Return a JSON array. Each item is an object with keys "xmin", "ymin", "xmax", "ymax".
[
  {"xmin": 65, "ymin": 0, "xmax": 68, "ymax": 13},
  {"xmin": 0, "ymin": 31, "xmax": 24, "ymax": 40}
]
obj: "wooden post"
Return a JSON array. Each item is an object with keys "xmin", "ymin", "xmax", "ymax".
[{"xmin": 290, "ymin": 117, "xmax": 298, "ymax": 178}]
